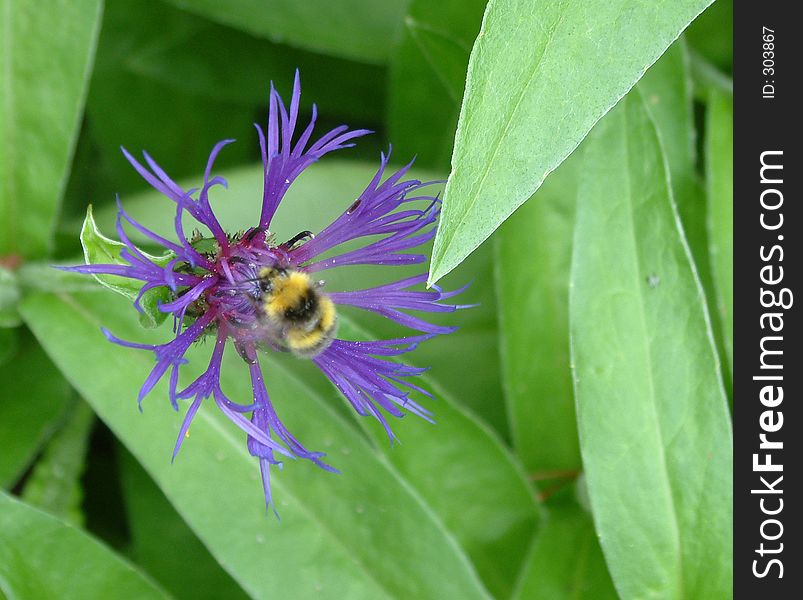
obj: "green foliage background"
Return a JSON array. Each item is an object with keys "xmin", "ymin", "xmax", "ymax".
[{"xmin": 1, "ymin": 0, "xmax": 733, "ymax": 598}]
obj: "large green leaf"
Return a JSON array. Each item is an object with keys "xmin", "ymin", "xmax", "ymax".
[
  {"xmin": 293, "ymin": 318, "xmax": 539, "ymax": 599},
  {"xmin": 428, "ymin": 0, "xmax": 714, "ymax": 284},
  {"xmin": 21, "ymin": 401, "xmax": 94, "ymax": 525},
  {"xmin": 0, "ymin": 0, "xmax": 102, "ymax": 259},
  {"xmin": 0, "ymin": 332, "xmax": 72, "ymax": 489},
  {"xmin": 0, "ymin": 492, "xmax": 168, "ymax": 599},
  {"xmin": 496, "ymin": 151, "xmax": 581, "ymax": 475},
  {"xmin": 705, "ymin": 90, "xmax": 733, "ymax": 379},
  {"xmin": 496, "ymin": 39, "xmax": 701, "ymax": 480},
  {"xmin": 119, "ymin": 450, "xmax": 249, "ymax": 600},
  {"xmin": 22, "ymin": 290, "xmax": 491, "ymax": 600},
  {"xmin": 161, "ymin": 0, "xmax": 410, "ymax": 65},
  {"xmin": 512, "ymin": 496, "xmax": 617, "ymax": 600},
  {"xmin": 569, "ymin": 93, "xmax": 732, "ymax": 599},
  {"xmin": 637, "ymin": 41, "xmax": 730, "ymax": 390}
]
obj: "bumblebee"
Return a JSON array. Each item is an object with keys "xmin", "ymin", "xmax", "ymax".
[{"xmin": 255, "ymin": 266, "xmax": 337, "ymax": 358}]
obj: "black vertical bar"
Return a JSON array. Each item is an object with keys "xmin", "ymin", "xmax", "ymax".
[{"xmin": 734, "ymin": 1, "xmax": 798, "ymax": 596}]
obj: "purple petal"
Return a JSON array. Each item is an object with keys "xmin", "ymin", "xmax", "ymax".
[{"xmin": 256, "ymin": 74, "xmax": 371, "ymax": 229}]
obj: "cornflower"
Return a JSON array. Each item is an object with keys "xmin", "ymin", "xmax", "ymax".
[{"xmin": 64, "ymin": 72, "xmax": 466, "ymax": 511}]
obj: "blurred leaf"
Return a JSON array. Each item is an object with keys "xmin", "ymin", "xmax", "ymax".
[
  {"xmin": 387, "ymin": 30, "xmax": 457, "ymax": 169},
  {"xmin": 21, "ymin": 401, "xmax": 95, "ymax": 525},
  {"xmin": 512, "ymin": 497, "xmax": 617, "ymax": 600},
  {"xmin": 90, "ymin": 160, "xmax": 510, "ymax": 436},
  {"xmin": 0, "ymin": 0, "xmax": 103, "ymax": 259},
  {"xmin": 80, "ymin": 205, "xmax": 172, "ymax": 328},
  {"xmin": 0, "ymin": 268, "xmax": 21, "ymax": 328},
  {"xmin": 496, "ymin": 152, "xmax": 581, "ymax": 475},
  {"xmin": 429, "ymin": 0, "xmax": 714, "ymax": 284},
  {"xmin": 0, "ymin": 492, "xmax": 168, "ymax": 599},
  {"xmin": 570, "ymin": 93, "xmax": 732, "ymax": 599},
  {"xmin": 0, "ymin": 327, "xmax": 17, "ymax": 365},
  {"xmin": 705, "ymin": 90, "xmax": 733, "ymax": 378},
  {"xmin": 689, "ymin": 49, "xmax": 732, "ymax": 100},
  {"xmin": 22, "ymin": 290, "xmax": 492, "ymax": 600},
  {"xmin": 14, "ymin": 263, "xmax": 102, "ymax": 296},
  {"xmin": 298, "ymin": 317, "xmax": 539, "ymax": 599},
  {"xmin": 387, "ymin": 0, "xmax": 487, "ymax": 168},
  {"xmin": 684, "ymin": 0, "xmax": 732, "ymax": 73},
  {"xmin": 125, "ymin": 15, "xmax": 385, "ymax": 123},
  {"xmin": 84, "ymin": 0, "xmax": 258, "ymax": 199},
  {"xmin": 119, "ymin": 450, "xmax": 249, "ymax": 600},
  {"xmin": 637, "ymin": 41, "xmax": 697, "ymax": 204},
  {"xmin": 0, "ymin": 332, "xmax": 72, "ymax": 489},
  {"xmin": 161, "ymin": 0, "xmax": 410, "ymax": 65}
]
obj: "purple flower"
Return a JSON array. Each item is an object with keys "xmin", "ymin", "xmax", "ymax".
[{"xmin": 64, "ymin": 72, "xmax": 467, "ymax": 511}]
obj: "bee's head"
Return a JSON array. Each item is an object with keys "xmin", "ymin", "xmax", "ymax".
[{"xmin": 256, "ymin": 266, "xmax": 287, "ymax": 294}]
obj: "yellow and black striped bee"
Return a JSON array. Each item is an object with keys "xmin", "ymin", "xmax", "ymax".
[{"xmin": 255, "ymin": 266, "xmax": 337, "ymax": 358}]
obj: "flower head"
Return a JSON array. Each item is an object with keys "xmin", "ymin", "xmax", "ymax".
[{"xmin": 64, "ymin": 72, "xmax": 467, "ymax": 511}]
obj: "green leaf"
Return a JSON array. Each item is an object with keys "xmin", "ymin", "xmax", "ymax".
[
  {"xmin": 21, "ymin": 401, "xmax": 94, "ymax": 526},
  {"xmin": 684, "ymin": 0, "xmax": 732, "ymax": 73},
  {"xmin": 161, "ymin": 0, "xmax": 410, "ymax": 65},
  {"xmin": 0, "ymin": 0, "xmax": 103, "ymax": 259},
  {"xmin": 637, "ymin": 41, "xmax": 697, "ymax": 206},
  {"xmin": 0, "ymin": 327, "xmax": 17, "ymax": 366},
  {"xmin": 80, "ymin": 205, "xmax": 172, "ymax": 328},
  {"xmin": 637, "ymin": 41, "xmax": 730, "ymax": 392},
  {"xmin": 0, "ymin": 332, "xmax": 72, "ymax": 489},
  {"xmin": 0, "ymin": 267, "xmax": 21, "ymax": 328},
  {"xmin": 428, "ymin": 0, "xmax": 715, "ymax": 284},
  {"xmin": 0, "ymin": 492, "xmax": 168, "ymax": 599},
  {"xmin": 569, "ymin": 93, "xmax": 732, "ymax": 599},
  {"xmin": 497, "ymin": 40, "xmax": 706, "ymax": 480},
  {"xmin": 496, "ymin": 151, "xmax": 581, "ymax": 475},
  {"xmin": 22, "ymin": 290, "xmax": 491, "ymax": 600},
  {"xmin": 80, "ymin": 0, "xmax": 259, "ymax": 201},
  {"xmin": 512, "ymin": 496, "xmax": 617, "ymax": 600},
  {"xmin": 387, "ymin": 0, "xmax": 487, "ymax": 168},
  {"xmin": 119, "ymin": 450, "xmax": 250, "ymax": 600},
  {"xmin": 689, "ymin": 49, "xmax": 732, "ymax": 100},
  {"xmin": 705, "ymin": 89, "xmax": 733, "ymax": 377},
  {"xmin": 297, "ymin": 316, "xmax": 539, "ymax": 599},
  {"xmin": 639, "ymin": 39, "xmax": 732, "ymax": 399}
]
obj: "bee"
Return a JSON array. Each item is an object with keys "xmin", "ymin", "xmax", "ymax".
[{"xmin": 255, "ymin": 266, "xmax": 337, "ymax": 358}]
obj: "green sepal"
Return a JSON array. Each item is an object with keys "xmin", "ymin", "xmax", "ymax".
[
  {"xmin": 189, "ymin": 235, "xmax": 220, "ymax": 258},
  {"xmin": 79, "ymin": 205, "xmax": 174, "ymax": 329}
]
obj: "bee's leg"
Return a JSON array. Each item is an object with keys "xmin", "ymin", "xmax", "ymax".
[
  {"xmin": 234, "ymin": 341, "xmax": 257, "ymax": 364},
  {"xmin": 281, "ymin": 230, "xmax": 315, "ymax": 250},
  {"xmin": 243, "ymin": 227, "xmax": 268, "ymax": 245},
  {"xmin": 258, "ymin": 338, "xmax": 289, "ymax": 354}
]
